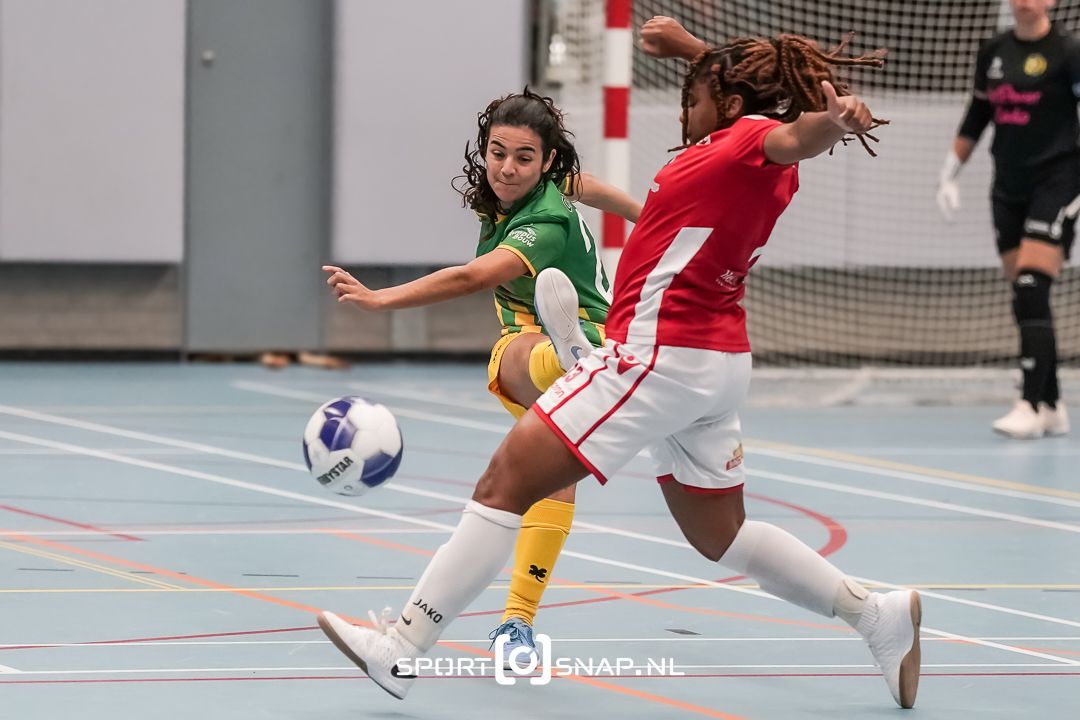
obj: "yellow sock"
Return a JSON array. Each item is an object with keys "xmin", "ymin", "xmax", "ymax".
[
  {"xmin": 502, "ymin": 497, "xmax": 575, "ymax": 624},
  {"xmin": 528, "ymin": 340, "xmax": 564, "ymax": 392}
]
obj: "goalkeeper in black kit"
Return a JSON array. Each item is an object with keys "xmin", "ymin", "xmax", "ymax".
[{"xmin": 938, "ymin": 0, "xmax": 1079, "ymax": 438}]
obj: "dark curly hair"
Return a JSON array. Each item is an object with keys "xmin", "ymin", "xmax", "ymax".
[
  {"xmin": 679, "ymin": 34, "xmax": 888, "ymax": 155},
  {"xmin": 454, "ymin": 88, "xmax": 581, "ymax": 232}
]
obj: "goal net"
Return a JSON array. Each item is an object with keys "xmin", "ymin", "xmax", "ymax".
[{"xmin": 545, "ymin": 0, "xmax": 1080, "ymax": 382}]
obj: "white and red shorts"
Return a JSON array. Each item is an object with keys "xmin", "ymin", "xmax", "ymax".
[{"xmin": 534, "ymin": 339, "xmax": 752, "ymax": 492}]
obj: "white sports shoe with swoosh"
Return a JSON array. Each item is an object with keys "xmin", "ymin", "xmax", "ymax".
[
  {"xmin": 317, "ymin": 608, "xmax": 419, "ymax": 699},
  {"xmin": 535, "ymin": 267, "xmax": 591, "ymax": 370}
]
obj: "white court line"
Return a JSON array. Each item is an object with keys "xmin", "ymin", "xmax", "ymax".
[
  {"xmin": 3, "ymin": 528, "xmax": 484, "ymax": 538},
  {"xmin": 0, "ymin": 431, "xmax": 449, "ymax": 532},
  {"xmin": 233, "ymin": 383, "xmax": 513, "ymax": 435},
  {"xmin": 362, "ymin": 483, "xmax": 1080, "ymax": 641},
  {"xmin": 0, "ymin": 448, "xmax": 202, "ymax": 457},
  {"xmin": 0, "ymin": 429, "xmax": 767, "ymax": 607},
  {"xmin": 2, "ymin": 404, "xmax": 1079, "ymax": 666},
  {"xmin": 850, "ymin": 575, "xmax": 1080, "ymax": 633},
  {"xmin": 0, "ymin": 664, "xmax": 21, "ymax": 673},
  {"xmin": 3, "ymin": 662, "xmax": 1073, "ymax": 676},
  {"xmin": 251, "ymin": 377, "xmax": 1080, "ymax": 509},
  {"xmin": 751, "ymin": 469, "xmax": 1080, "ymax": 535},
  {"xmin": 6, "ymin": 636, "xmax": 1080, "ymax": 649},
  {"xmin": 663, "ymin": 663, "xmax": 1064, "ymax": 669},
  {"xmin": 750, "ymin": 448, "xmax": 1080, "ymax": 510},
  {"xmin": 4, "ymin": 401, "xmax": 1080, "ymax": 625},
  {"xmin": 807, "ymin": 447, "xmax": 1080, "ymax": 457},
  {"xmin": 347, "ymin": 381, "xmax": 505, "ymax": 415},
  {"xmin": 228, "ymin": 387, "xmax": 1080, "ymax": 532},
  {"xmin": 2, "ymin": 436, "xmax": 1077, "ymax": 669},
  {"xmin": 6, "ymin": 666, "xmax": 357, "ymax": 676}
]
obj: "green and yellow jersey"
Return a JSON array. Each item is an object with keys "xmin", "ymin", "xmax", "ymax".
[{"xmin": 476, "ymin": 178, "xmax": 611, "ymax": 345}]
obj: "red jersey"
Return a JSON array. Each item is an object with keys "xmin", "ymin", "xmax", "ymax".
[{"xmin": 605, "ymin": 116, "xmax": 799, "ymax": 352}]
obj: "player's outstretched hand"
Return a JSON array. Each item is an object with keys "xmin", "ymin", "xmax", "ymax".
[
  {"xmin": 640, "ymin": 16, "xmax": 706, "ymax": 60},
  {"xmin": 822, "ymin": 81, "xmax": 873, "ymax": 134},
  {"xmin": 323, "ymin": 265, "xmax": 382, "ymax": 310},
  {"xmin": 936, "ymin": 152, "xmax": 962, "ymax": 222},
  {"xmin": 936, "ymin": 179, "xmax": 961, "ymax": 222}
]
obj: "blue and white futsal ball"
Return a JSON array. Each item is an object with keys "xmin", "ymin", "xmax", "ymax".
[{"xmin": 302, "ymin": 396, "xmax": 403, "ymax": 496}]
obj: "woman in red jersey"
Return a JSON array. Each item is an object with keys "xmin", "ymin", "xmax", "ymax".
[{"xmin": 317, "ymin": 28, "xmax": 924, "ymax": 711}]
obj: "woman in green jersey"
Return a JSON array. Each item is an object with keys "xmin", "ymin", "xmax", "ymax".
[{"xmin": 323, "ymin": 88, "xmax": 640, "ymax": 661}]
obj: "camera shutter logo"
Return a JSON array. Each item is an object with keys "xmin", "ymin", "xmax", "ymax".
[{"xmin": 493, "ymin": 632, "xmax": 553, "ymax": 685}]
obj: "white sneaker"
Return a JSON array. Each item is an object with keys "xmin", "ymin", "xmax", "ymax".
[
  {"xmin": 992, "ymin": 400, "xmax": 1044, "ymax": 439},
  {"xmin": 858, "ymin": 590, "xmax": 922, "ymax": 709},
  {"xmin": 317, "ymin": 609, "xmax": 419, "ymax": 699},
  {"xmin": 534, "ymin": 267, "xmax": 591, "ymax": 370},
  {"xmin": 1039, "ymin": 401, "xmax": 1070, "ymax": 436}
]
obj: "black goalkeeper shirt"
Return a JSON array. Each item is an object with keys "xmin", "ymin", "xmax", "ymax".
[{"xmin": 958, "ymin": 23, "xmax": 1080, "ymax": 187}]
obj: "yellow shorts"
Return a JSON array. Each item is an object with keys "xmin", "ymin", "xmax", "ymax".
[
  {"xmin": 489, "ymin": 325, "xmax": 606, "ymax": 419},
  {"xmin": 487, "ymin": 331, "xmax": 539, "ymax": 419}
]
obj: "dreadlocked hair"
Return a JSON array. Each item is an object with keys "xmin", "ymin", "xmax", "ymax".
[
  {"xmin": 677, "ymin": 33, "xmax": 888, "ymax": 156},
  {"xmin": 454, "ymin": 87, "xmax": 581, "ymax": 235}
]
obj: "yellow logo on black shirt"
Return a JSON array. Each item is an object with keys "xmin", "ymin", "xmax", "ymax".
[{"xmin": 1024, "ymin": 53, "xmax": 1047, "ymax": 77}]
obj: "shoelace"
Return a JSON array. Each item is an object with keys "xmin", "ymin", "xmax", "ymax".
[
  {"xmin": 368, "ymin": 606, "xmax": 395, "ymax": 634},
  {"xmin": 487, "ymin": 620, "xmax": 534, "ymax": 650}
]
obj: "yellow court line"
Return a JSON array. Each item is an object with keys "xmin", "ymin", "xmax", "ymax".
[
  {"xmin": 2, "ymin": 582, "xmax": 1078, "ymax": 595},
  {"xmin": 0, "ymin": 540, "xmax": 183, "ymax": 590},
  {"xmin": 0, "ymin": 583, "xmax": 737, "ymax": 594},
  {"xmin": 747, "ymin": 438, "xmax": 1080, "ymax": 501}
]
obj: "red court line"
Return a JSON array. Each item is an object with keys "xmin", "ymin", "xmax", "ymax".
[
  {"xmin": 2, "ymin": 535, "xmax": 746, "ymax": 718},
  {"xmin": 3, "ymin": 671, "xmax": 1078, "ymax": 686},
  {"xmin": 0, "ymin": 626, "xmax": 318, "ymax": 652},
  {"xmin": 2, "ymin": 491, "xmax": 850, "ymax": 648},
  {"xmin": 462, "ymin": 490, "xmax": 848, "ymax": 618},
  {"xmin": 332, "ymin": 526, "xmax": 846, "ymax": 634},
  {"xmin": 0, "ymin": 505, "xmax": 143, "ymax": 542}
]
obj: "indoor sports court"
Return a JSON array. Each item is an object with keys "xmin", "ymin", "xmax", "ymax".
[{"xmin": 1, "ymin": 1, "xmax": 1078, "ymax": 718}]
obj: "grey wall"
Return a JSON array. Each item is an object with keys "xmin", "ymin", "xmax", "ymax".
[
  {"xmin": 332, "ymin": 0, "xmax": 529, "ymax": 265},
  {"xmin": 184, "ymin": 0, "xmax": 332, "ymax": 352},
  {"xmin": 0, "ymin": 0, "xmax": 527, "ymax": 354},
  {"xmin": 0, "ymin": 0, "xmax": 186, "ymax": 262},
  {"xmin": 0, "ymin": 265, "xmax": 181, "ymax": 351}
]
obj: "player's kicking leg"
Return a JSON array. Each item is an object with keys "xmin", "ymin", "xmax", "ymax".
[
  {"xmin": 317, "ymin": 408, "xmax": 590, "ymax": 699},
  {"xmin": 483, "ymin": 266, "xmax": 595, "ymax": 666}
]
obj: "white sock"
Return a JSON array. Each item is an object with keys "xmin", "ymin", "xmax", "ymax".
[
  {"xmin": 395, "ymin": 500, "xmax": 521, "ymax": 651},
  {"xmin": 834, "ymin": 577, "xmax": 871, "ymax": 629},
  {"xmin": 718, "ymin": 520, "xmax": 854, "ymax": 618}
]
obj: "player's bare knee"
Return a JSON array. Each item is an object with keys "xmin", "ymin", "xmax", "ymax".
[
  {"xmin": 472, "ymin": 450, "xmax": 530, "ymax": 514},
  {"xmin": 694, "ymin": 530, "xmax": 740, "ymax": 562},
  {"xmin": 689, "ymin": 513, "xmax": 744, "ymax": 562}
]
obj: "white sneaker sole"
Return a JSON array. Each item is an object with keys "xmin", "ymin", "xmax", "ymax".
[
  {"xmin": 1043, "ymin": 422, "xmax": 1070, "ymax": 437},
  {"xmin": 317, "ymin": 611, "xmax": 412, "ymax": 700},
  {"xmin": 898, "ymin": 591, "xmax": 922, "ymax": 709},
  {"xmin": 534, "ymin": 268, "xmax": 589, "ymax": 370},
  {"xmin": 992, "ymin": 425, "xmax": 1044, "ymax": 439}
]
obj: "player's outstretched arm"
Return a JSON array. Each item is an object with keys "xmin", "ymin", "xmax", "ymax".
[
  {"xmin": 323, "ymin": 250, "xmax": 528, "ymax": 311},
  {"xmin": 567, "ymin": 172, "xmax": 642, "ymax": 222},
  {"xmin": 764, "ymin": 81, "xmax": 874, "ymax": 165},
  {"xmin": 640, "ymin": 16, "xmax": 708, "ymax": 60}
]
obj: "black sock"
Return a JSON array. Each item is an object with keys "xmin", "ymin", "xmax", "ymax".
[
  {"xmin": 1012, "ymin": 270, "xmax": 1055, "ymax": 411},
  {"xmin": 1044, "ymin": 342, "xmax": 1060, "ymax": 408},
  {"xmin": 1019, "ymin": 324, "xmax": 1054, "ymax": 409}
]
